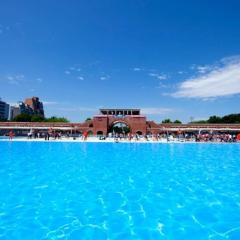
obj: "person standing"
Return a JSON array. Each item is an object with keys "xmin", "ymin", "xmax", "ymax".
[{"xmin": 9, "ymin": 130, "xmax": 14, "ymax": 140}]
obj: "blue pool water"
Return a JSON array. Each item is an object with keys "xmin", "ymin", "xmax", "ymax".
[{"xmin": 0, "ymin": 142, "xmax": 240, "ymax": 240}]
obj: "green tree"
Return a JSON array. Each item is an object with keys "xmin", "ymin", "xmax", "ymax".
[
  {"xmin": 0, "ymin": 117, "xmax": 7, "ymax": 122},
  {"xmin": 173, "ymin": 120, "xmax": 182, "ymax": 124},
  {"xmin": 31, "ymin": 115, "xmax": 45, "ymax": 122},
  {"xmin": 112, "ymin": 126, "xmax": 130, "ymax": 134},
  {"xmin": 162, "ymin": 119, "xmax": 172, "ymax": 123},
  {"xmin": 45, "ymin": 116, "xmax": 69, "ymax": 123},
  {"xmin": 13, "ymin": 113, "xmax": 32, "ymax": 122},
  {"xmin": 208, "ymin": 115, "xmax": 222, "ymax": 123},
  {"xmin": 85, "ymin": 118, "xmax": 92, "ymax": 121},
  {"xmin": 221, "ymin": 114, "xmax": 240, "ymax": 123},
  {"xmin": 192, "ymin": 120, "xmax": 208, "ymax": 124}
]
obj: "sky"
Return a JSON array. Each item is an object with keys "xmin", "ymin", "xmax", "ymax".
[{"xmin": 1, "ymin": 0, "xmax": 240, "ymax": 123}]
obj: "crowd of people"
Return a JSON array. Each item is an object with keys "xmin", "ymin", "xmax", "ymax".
[
  {"xmin": 109, "ymin": 132, "xmax": 240, "ymax": 143},
  {"xmin": 195, "ymin": 133, "xmax": 238, "ymax": 142},
  {"xmin": 5, "ymin": 130, "xmax": 240, "ymax": 143},
  {"xmin": 26, "ymin": 130, "xmax": 89, "ymax": 141}
]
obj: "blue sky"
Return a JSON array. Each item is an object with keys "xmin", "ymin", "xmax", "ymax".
[{"xmin": 1, "ymin": 0, "xmax": 240, "ymax": 122}]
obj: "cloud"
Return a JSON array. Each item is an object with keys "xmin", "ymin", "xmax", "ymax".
[
  {"xmin": 141, "ymin": 107, "xmax": 173, "ymax": 115},
  {"xmin": 6, "ymin": 74, "xmax": 25, "ymax": 85},
  {"xmin": 8, "ymin": 101, "xmax": 20, "ymax": 107},
  {"xmin": 190, "ymin": 64, "xmax": 213, "ymax": 74},
  {"xmin": 149, "ymin": 73, "xmax": 158, "ymax": 77},
  {"xmin": 99, "ymin": 74, "xmax": 110, "ymax": 81},
  {"xmin": 220, "ymin": 55, "xmax": 240, "ymax": 65},
  {"xmin": 133, "ymin": 67, "xmax": 141, "ymax": 71},
  {"xmin": 77, "ymin": 76, "xmax": 84, "ymax": 81},
  {"xmin": 155, "ymin": 82, "xmax": 168, "ymax": 88},
  {"xmin": 43, "ymin": 101, "xmax": 58, "ymax": 105},
  {"xmin": 149, "ymin": 73, "xmax": 167, "ymax": 80},
  {"xmin": 64, "ymin": 70, "xmax": 71, "ymax": 75},
  {"xmin": 172, "ymin": 56, "xmax": 240, "ymax": 99},
  {"xmin": 157, "ymin": 74, "xmax": 167, "ymax": 80},
  {"xmin": 36, "ymin": 78, "xmax": 43, "ymax": 83},
  {"xmin": 196, "ymin": 65, "xmax": 211, "ymax": 74}
]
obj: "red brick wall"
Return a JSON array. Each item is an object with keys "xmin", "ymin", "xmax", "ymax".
[
  {"xmin": 93, "ymin": 115, "xmax": 147, "ymax": 135},
  {"xmin": 93, "ymin": 116, "xmax": 108, "ymax": 135}
]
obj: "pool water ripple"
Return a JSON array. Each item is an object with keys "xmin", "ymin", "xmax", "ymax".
[{"xmin": 0, "ymin": 142, "xmax": 240, "ymax": 239}]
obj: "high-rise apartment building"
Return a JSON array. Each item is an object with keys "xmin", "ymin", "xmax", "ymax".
[
  {"xmin": 24, "ymin": 97, "xmax": 44, "ymax": 117},
  {"xmin": 10, "ymin": 97, "xmax": 44, "ymax": 120},
  {"xmin": 10, "ymin": 102, "xmax": 34, "ymax": 119},
  {"xmin": 0, "ymin": 99, "xmax": 10, "ymax": 120},
  {"xmin": 10, "ymin": 105, "xmax": 21, "ymax": 120}
]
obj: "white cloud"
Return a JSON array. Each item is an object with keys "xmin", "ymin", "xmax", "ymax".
[
  {"xmin": 7, "ymin": 76, "xmax": 14, "ymax": 80},
  {"xmin": 155, "ymin": 82, "xmax": 167, "ymax": 88},
  {"xmin": 100, "ymin": 74, "xmax": 110, "ymax": 81},
  {"xmin": 172, "ymin": 56, "xmax": 240, "ymax": 99},
  {"xmin": 43, "ymin": 101, "xmax": 58, "ymax": 105},
  {"xmin": 6, "ymin": 74, "xmax": 25, "ymax": 85},
  {"xmin": 36, "ymin": 78, "xmax": 43, "ymax": 83},
  {"xmin": 77, "ymin": 76, "xmax": 84, "ymax": 81},
  {"xmin": 133, "ymin": 67, "xmax": 141, "ymax": 71},
  {"xmin": 149, "ymin": 73, "xmax": 167, "ymax": 80},
  {"xmin": 149, "ymin": 73, "xmax": 158, "ymax": 77},
  {"xmin": 8, "ymin": 101, "xmax": 18, "ymax": 106},
  {"xmin": 196, "ymin": 65, "xmax": 212, "ymax": 74},
  {"xmin": 64, "ymin": 70, "xmax": 71, "ymax": 75},
  {"xmin": 157, "ymin": 74, "xmax": 167, "ymax": 80},
  {"xmin": 220, "ymin": 55, "xmax": 240, "ymax": 65},
  {"xmin": 141, "ymin": 107, "xmax": 173, "ymax": 115}
]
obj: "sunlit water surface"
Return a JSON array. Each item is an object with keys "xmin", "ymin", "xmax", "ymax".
[{"xmin": 0, "ymin": 142, "xmax": 240, "ymax": 240}]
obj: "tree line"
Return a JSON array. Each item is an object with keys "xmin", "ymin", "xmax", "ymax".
[
  {"xmin": 160, "ymin": 113, "xmax": 240, "ymax": 124},
  {"xmin": 161, "ymin": 119, "xmax": 182, "ymax": 124},
  {"xmin": 2, "ymin": 113, "xmax": 240, "ymax": 124},
  {"xmin": 193, "ymin": 113, "xmax": 240, "ymax": 124},
  {"xmin": 11, "ymin": 113, "xmax": 69, "ymax": 123}
]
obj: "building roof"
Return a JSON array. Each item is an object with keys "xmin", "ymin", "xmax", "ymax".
[{"xmin": 99, "ymin": 108, "xmax": 141, "ymax": 115}]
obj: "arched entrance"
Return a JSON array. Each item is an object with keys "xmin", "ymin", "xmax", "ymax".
[
  {"xmin": 88, "ymin": 130, "xmax": 93, "ymax": 136},
  {"xmin": 109, "ymin": 121, "xmax": 130, "ymax": 135},
  {"xmin": 97, "ymin": 131, "xmax": 103, "ymax": 136},
  {"xmin": 136, "ymin": 131, "xmax": 143, "ymax": 136}
]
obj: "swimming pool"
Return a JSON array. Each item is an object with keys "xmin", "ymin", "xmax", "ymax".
[{"xmin": 0, "ymin": 142, "xmax": 240, "ymax": 239}]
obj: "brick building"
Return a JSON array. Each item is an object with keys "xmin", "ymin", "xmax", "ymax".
[
  {"xmin": 24, "ymin": 97, "xmax": 44, "ymax": 117},
  {"xmin": 91, "ymin": 109, "xmax": 147, "ymax": 135}
]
